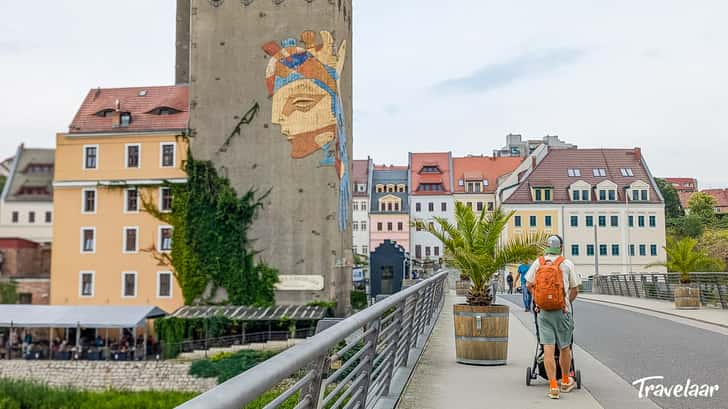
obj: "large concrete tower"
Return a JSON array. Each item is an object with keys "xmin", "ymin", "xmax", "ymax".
[{"xmin": 179, "ymin": 0, "xmax": 353, "ymax": 313}]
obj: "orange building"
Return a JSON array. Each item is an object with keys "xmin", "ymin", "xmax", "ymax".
[{"xmin": 51, "ymin": 85, "xmax": 189, "ymax": 313}]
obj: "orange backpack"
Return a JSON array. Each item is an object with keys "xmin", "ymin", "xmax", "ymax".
[{"xmin": 533, "ymin": 256, "xmax": 566, "ymax": 311}]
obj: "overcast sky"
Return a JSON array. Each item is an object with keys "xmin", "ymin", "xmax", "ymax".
[{"xmin": 1, "ymin": 1, "xmax": 725, "ymax": 188}]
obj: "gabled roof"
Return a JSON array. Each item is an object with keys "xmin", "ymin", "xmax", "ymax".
[
  {"xmin": 452, "ymin": 156, "xmax": 522, "ymax": 193},
  {"xmin": 1, "ymin": 145, "xmax": 54, "ymax": 203},
  {"xmin": 352, "ymin": 159, "xmax": 371, "ymax": 197},
  {"xmin": 504, "ymin": 148, "xmax": 662, "ymax": 204},
  {"xmin": 701, "ymin": 189, "xmax": 728, "ymax": 208},
  {"xmin": 410, "ymin": 152, "xmax": 452, "ymax": 195},
  {"xmin": 68, "ymin": 85, "xmax": 189, "ymax": 134}
]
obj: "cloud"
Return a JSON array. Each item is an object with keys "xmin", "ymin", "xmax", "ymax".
[
  {"xmin": 433, "ymin": 48, "xmax": 587, "ymax": 94},
  {"xmin": 0, "ymin": 42, "xmax": 22, "ymax": 55}
]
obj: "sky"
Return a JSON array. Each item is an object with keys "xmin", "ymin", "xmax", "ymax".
[{"xmin": 0, "ymin": 1, "xmax": 725, "ymax": 188}]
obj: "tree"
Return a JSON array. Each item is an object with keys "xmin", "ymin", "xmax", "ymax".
[
  {"xmin": 0, "ymin": 279, "xmax": 17, "ymax": 304},
  {"xmin": 688, "ymin": 192, "xmax": 717, "ymax": 226},
  {"xmin": 647, "ymin": 237, "xmax": 725, "ymax": 283},
  {"xmin": 698, "ymin": 229, "xmax": 728, "ymax": 269},
  {"xmin": 655, "ymin": 178, "xmax": 684, "ymax": 220},
  {"xmin": 670, "ymin": 214, "xmax": 705, "ymax": 239},
  {"xmin": 417, "ymin": 202, "xmax": 546, "ymax": 306}
]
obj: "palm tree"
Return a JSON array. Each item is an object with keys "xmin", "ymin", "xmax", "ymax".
[
  {"xmin": 416, "ymin": 202, "xmax": 546, "ymax": 306},
  {"xmin": 647, "ymin": 237, "xmax": 724, "ymax": 283}
]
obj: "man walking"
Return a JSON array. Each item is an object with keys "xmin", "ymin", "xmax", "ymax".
[
  {"xmin": 518, "ymin": 263, "xmax": 532, "ymax": 312},
  {"xmin": 526, "ymin": 235, "xmax": 579, "ymax": 400}
]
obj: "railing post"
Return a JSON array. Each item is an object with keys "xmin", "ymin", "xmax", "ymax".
[
  {"xmin": 401, "ymin": 294, "xmax": 417, "ymax": 367},
  {"xmin": 299, "ymin": 354, "xmax": 329, "ymax": 409},
  {"xmin": 715, "ymin": 275, "xmax": 727, "ymax": 309},
  {"xmin": 357, "ymin": 319, "xmax": 381, "ymax": 409}
]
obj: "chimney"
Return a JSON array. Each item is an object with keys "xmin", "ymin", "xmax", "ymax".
[
  {"xmin": 634, "ymin": 147, "xmax": 641, "ymax": 162},
  {"xmin": 111, "ymin": 99, "xmax": 121, "ymax": 128},
  {"xmin": 531, "ymin": 156, "xmax": 536, "ymax": 169}
]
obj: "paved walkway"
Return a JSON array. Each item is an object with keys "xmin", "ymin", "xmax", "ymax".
[
  {"xmin": 579, "ymin": 293, "xmax": 728, "ymax": 328},
  {"xmin": 398, "ymin": 292, "xmax": 604, "ymax": 409}
]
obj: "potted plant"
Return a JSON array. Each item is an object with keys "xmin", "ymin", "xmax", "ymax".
[
  {"xmin": 455, "ymin": 272, "xmax": 471, "ymax": 296},
  {"xmin": 418, "ymin": 203, "xmax": 545, "ymax": 365},
  {"xmin": 647, "ymin": 237, "xmax": 724, "ymax": 310}
]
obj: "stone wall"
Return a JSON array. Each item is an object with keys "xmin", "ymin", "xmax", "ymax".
[{"xmin": 0, "ymin": 360, "xmax": 216, "ymax": 392}]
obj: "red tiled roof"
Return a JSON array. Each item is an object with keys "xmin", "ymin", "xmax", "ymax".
[
  {"xmin": 678, "ymin": 191, "xmax": 693, "ymax": 209},
  {"xmin": 411, "ymin": 153, "xmax": 451, "ymax": 195},
  {"xmin": 663, "ymin": 177, "xmax": 698, "ymax": 191},
  {"xmin": 352, "ymin": 159, "xmax": 370, "ymax": 197},
  {"xmin": 453, "ymin": 156, "xmax": 522, "ymax": 193},
  {"xmin": 505, "ymin": 148, "xmax": 662, "ymax": 204},
  {"xmin": 701, "ymin": 189, "xmax": 728, "ymax": 207},
  {"xmin": 68, "ymin": 85, "xmax": 189, "ymax": 134}
]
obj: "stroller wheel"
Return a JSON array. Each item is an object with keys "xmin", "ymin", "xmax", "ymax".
[
  {"xmin": 576, "ymin": 370, "xmax": 582, "ymax": 389},
  {"xmin": 526, "ymin": 367, "xmax": 532, "ymax": 386}
]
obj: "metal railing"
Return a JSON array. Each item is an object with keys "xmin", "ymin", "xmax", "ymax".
[
  {"xmin": 594, "ymin": 273, "xmax": 728, "ymax": 309},
  {"xmin": 177, "ymin": 270, "xmax": 448, "ymax": 409},
  {"xmin": 161, "ymin": 329, "xmax": 317, "ymax": 359}
]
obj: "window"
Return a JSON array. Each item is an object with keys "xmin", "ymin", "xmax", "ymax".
[
  {"xmin": 81, "ymin": 228, "xmax": 95, "ymax": 253},
  {"xmin": 84, "ymin": 145, "xmax": 98, "ymax": 169},
  {"xmin": 397, "ymin": 222, "xmax": 403, "ymax": 231},
  {"xmin": 581, "ymin": 190, "xmax": 589, "ymax": 201},
  {"xmin": 353, "ymin": 201, "xmax": 358, "ymax": 211},
  {"xmin": 434, "ymin": 246, "xmax": 440, "ymax": 257},
  {"xmin": 608, "ymin": 190, "xmax": 616, "ymax": 201},
  {"xmin": 545, "ymin": 189, "xmax": 552, "ymax": 201},
  {"xmin": 18, "ymin": 293, "xmax": 32, "ymax": 304},
  {"xmin": 160, "ymin": 187, "xmax": 173, "ymax": 212},
  {"xmin": 352, "ymin": 246, "xmax": 358, "ymax": 254},
  {"xmin": 122, "ymin": 272, "xmax": 137, "ymax": 298},
  {"xmin": 598, "ymin": 216, "xmax": 606, "ymax": 227},
  {"xmin": 534, "ymin": 188, "xmax": 552, "ymax": 202},
  {"xmin": 600, "ymin": 244, "xmax": 608, "ymax": 256},
  {"xmin": 429, "ymin": 222, "xmax": 435, "ymax": 231},
  {"xmin": 28, "ymin": 211, "xmax": 35, "ymax": 223},
  {"xmin": 649, "ymin": 215, "xmax": 656, "ymax": 227},
  {"xmin": 535, "ymin": 189, "xmax": 542, "ymax": 201},
  {"xmin": 612, "ymin": 244, "xmax": 620, "ymax": 256},
  {"xmin": 592, "ymin": 168, "xmax": 606, "ymax": 177},
  {"xmin": 571, "ymin": 216, "xmax": 578, "ymax": 227},
  {"xmin": 161, "ymin": 143, "xmax": 176, "ymax": 167},
  {"xmin": 650, "ymin": 245, "xmax": 658, "ymax": 256},
  {"xmin": 545, "ymin": 216, "xmax": 552, "ymax": 227},
  {"xmin": 380, "ymin": 203, "xmax": 385, "ymax": 212},
  {"xmin": 620, "ymin": 168, "xmax": 634, "ymax": 177},
  {"xmin": 639, "ymin": 244, "xmax": 646, "ymax": 256},
  {"xmin": 159, "ymin": 226, "xmax": 173, "ymax": 251},
  {"xmin": 387, "ymin": 222, "xmax": 393, "ymax": 231},
  {"xmin": 376, "ymin": 185, "xmax": 384, "ymax": 193},
  {"xmin": 641, "ymin": 190, "xmax": 648, "ymax": 201},
  {"xmin": 571, "ymin": 245, "xmax": 579, "ymax": 256},
  {"xmin": 394, "ymin": 202, "xmax": 400, "ymax": 211},
  {"xmin": 362, "ymin": 245, "xmax": 368, "ymax": 254},
  {"xmin": 476, "ymin": 202, "xmax": 483, "ymax": 212},
  {"xmin": 361, "ymin": 202, "xmax": 367, "ymax": 211},
  {"xmin": 599, "ymin": 190, "xmax": 606, "ymax": 201},
  {"xmin": 586, "ymin": 216, "xmax": 594, "ymax": 227},
  {"xmin": 529, "ymin": 216, "xmax": 537, "ymax": 227},
  {"xmin": 377, "ymin": 222, "xmax": 383, "ymax": 232},
  {"xmin": 415, "ymin": 245, "xmax": 422, "ymax": 259},
  {"xmin": 428, "ymin": 203, "xmax": 434, "ymax": 212},
  {"xmin": 45, "ymin": 211, "xmax": 52, "ymax": 223},
  {"xmin": 124, "ymin": 227, "xmax": 138, "ymax": 253},
  {"xmin": 628, "ymin": 215, "xmax": 634, "ymax": 227},
  {"xmin": 632, "ymin": 190, "xmax": 639, "ymax": 201},
  {"xmin": 80, "ymin": 272, "xmax": 94, "ymax": 297},
  {"xmin": 487, "ymin": 202, "xmax": 494, "ymax": 211},
  {"xmin": 361, "ymin": 221, "xmax": 367, "ymax": 231},
  {"xmin": 466, "ymin": 202, "xmax": 472, "ymax": 210},
  {"xmin": 417, "ymin": 183, "xmax": 444, "ymax": 192},
  {"xmin": 82, "ymin": 189, "xmax": 96, "ymax": 213},
  {"xmin": 638, "ymin": 216, "xmax": 645, "ymax": 227},
  {"xmin": 514, "ymin": 216, "xmax": 522, "ymax": 227},
  {"xmin": 466, "ymin": 182, "xmax": 482, "ymax": 193},
  {"xmin": 630, "ymin": 245, "xmax": 635, "ymax": 256},
  {"xmin": 157, "ymin": 272, "xmax": 172, "ymax": 298},
  {"xmin": 125, "ymin": 189, "xmax": 139, "ymax": 212},
  {"xmin": 587, "ymin": 245, "xmax": 595, "ymax": 256},
  {"xmin": 126, "ymin": 144, "xmax": 140, "ymax": 168},
  {"xmin": 568, "ymin": 168, "xmax": 581, "ymax": 177},
  {"xmin": 425, "ymin": 246, "xmax": 431, "ymax": 257},
  {"xmin": 415, "ymin": 203, "xmax": 421, "ymax": 212},
  {"xmin": 11, "ymin": 211, "xmax": 18, "ymax": 223},
  {"xmin": 611, "ymin": 216, "xmax": 619, "ymax": 227},
  {"xmin": 421, "ymin": 165, "xmax": 441, "ymax": 173},
  {"xmin": 352, "ymin": 222, "xmax": 359, "ymax": 231},
  {"xmin": 387, "ymin": 203, "xmax": 392, "ymax": 212},
  {"xmin": 120, "ymin": 112, "xmax": 132, "ymax": 127},
  {"xmin": 572, "ymin": 190, "xmax": 580, "ymax": 201},
  {"xmin": 441, "ymin": 202, "xmax": 447, "ymax": 212}
]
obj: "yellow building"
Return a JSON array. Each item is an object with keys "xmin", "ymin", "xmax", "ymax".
[{"xmin": 51, "ymin": 85, "xmax": 189, "ymax": 313}]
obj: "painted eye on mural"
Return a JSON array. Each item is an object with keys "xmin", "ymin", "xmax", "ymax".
[{"xmin": 292, "ymin": 97, "xmax": 318, "ymax": 110}]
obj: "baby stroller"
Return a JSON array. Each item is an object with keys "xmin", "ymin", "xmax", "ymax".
[{"xmin": 525, "ymin": 301, "xmax": 582, "ymax": 388}]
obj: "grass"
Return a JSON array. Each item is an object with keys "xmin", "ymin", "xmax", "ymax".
[
  {"xmin": 0, "ymin": 379, "xmax": 196, "ymax": 409},
  {"xmin": 188, "ymin": 349, "xmax": 278, "ymax": 383}
]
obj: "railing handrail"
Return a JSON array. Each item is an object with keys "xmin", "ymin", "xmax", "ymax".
[{"xmin": 177, "ymin": 270, "xmax": 449, "ymax": 409}]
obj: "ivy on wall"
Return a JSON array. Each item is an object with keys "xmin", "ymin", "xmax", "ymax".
[
  {"xmin": 144, "ymin": 148, "xmax": 278, "ymax": 307},
  {"xmin": 0, "ymin": 280, "xmax": 17, "ymax": 304}
]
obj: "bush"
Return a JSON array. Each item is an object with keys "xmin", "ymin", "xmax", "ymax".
[
  {"xmin": 189, "ymin": 349, "xmax": 278, "ymax": 383},
  {"xmin": 350, "ymin": 290, "xmax": 368, "ymax": 310},
  {"xmin": 0, "ymin": 379, "xmax": 196, "ymax": 409}
]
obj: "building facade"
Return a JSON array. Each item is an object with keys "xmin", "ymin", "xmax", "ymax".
[
  {"xmin": 370, "ymin": 165, "xmax": 409, "ymax": 256},
  {"xmin": 700, "ymin": 189, "xmax": 728, "ymax": 215},
  {"xmin": 502, "ymin": 147, "xmax": 667, "ymax": 277},
  {"xmin": 493, "ymin": 134, "xmax": 577, "ymax": 158},
  {"xmin": 51, "ymin": 85, "xmax": 189, "ymax": 312},
  {"xmin": 352, "ymin": 159, "xmax": 372, "ymax": 257},
  {"xmin": 663, "ymin": 177, "xmax": 698, "ymax": 193},
  {"xmin": 0, "ymin": 238, "xmax": 51, "ymax": 305},
  {"xmin": 452, "ymin": 155, "xmax": 522, "ymax": 215},
  {"xmin": 0, "ymin": 145, "xmax": 54, "ymax": 243},
  {"xmin": 409, "ymin": 152, "xmax": 454, "ymax": 271},
  {"xmin": 180, "ymin": 0, "xmax": 353, "ymax": 312}
]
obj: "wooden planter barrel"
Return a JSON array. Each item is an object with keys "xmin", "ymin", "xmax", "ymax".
[
  {"xmin": 674, "ymin": 285, "xmax": 701, "ymax": 310},
  {"xmin": 455, "ymin": 280, "xmax": 471, "ymax": 297},
  {"xmin": 453, "ymin": 304, "xmax": 508, "ymax": 366}
]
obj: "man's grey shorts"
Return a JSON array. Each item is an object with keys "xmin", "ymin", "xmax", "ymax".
[{"xmin": 537, "ymin": 310, "xmax": 574, "ymax": 349}]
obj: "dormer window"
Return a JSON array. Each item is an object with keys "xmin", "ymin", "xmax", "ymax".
[
  {"xmin": 420, "ymin": 165, "xmax": 441, "ymax": 174},
  {"xmin": 620, "ymin": 168, "xmax": 634, "ymax": 177},
  {"xmin": 95, "ymin": 109, "xmax": 114, "ymax": 118},
  {"xmin": 120, "ymin": 112, "xmax": 132, "ymax": 127},
  {"xmin": 592, "ymin": 168, "xmax": 607, "ymax": 177},
  {"xmin": 533, "ymin": 188, "xmax": 553, "ymax": 202},
  {"xmin": 148, "ymin": 107, "xmax": 181, "ymax": 116},
  {"xmin": 466, "ymin": 181, "xmax": 482, "ymax": 193},
  {"xmin": 599, "ymin": 189, "xmax": 616, "ymax": 201},
  {"xmin": 418, "ymin": 183, "xmax": 444, "ymax": 192},
  {"xmin": 567, "ymin": 168, "xmax": 581, "ymax": 177},
  {"xmin": 376, "ymin": 184, "xmax": 384, "ymax": 193}
]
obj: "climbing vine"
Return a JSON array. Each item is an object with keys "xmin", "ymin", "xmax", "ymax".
[
  {"xmin": 144, "ymin": 147, "xmax": 278, "ymax": 306},
  {"xmin": 0, "ymin": 280, "xmax": 17, "ymax": 304}
]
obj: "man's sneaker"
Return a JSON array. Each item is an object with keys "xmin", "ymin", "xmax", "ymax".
[
  {"xmin": 548, "ymin": 388, "xmax": 560, "ymax": 399},
  {"xmin": 561, "ymin": 377, "xmax": 577, "ymax": 393}
]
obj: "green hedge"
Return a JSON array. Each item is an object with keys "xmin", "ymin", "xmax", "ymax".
[
  {"xmin": 350, "ymin": 290, "xmax": 367, "ymax": 310},
  {"xmin": 189, "ymin": 349, "xmax": 278, "ymax": 383},
  {"xmin": 0, "ymin": 379, "xmax": 196, "ymax": 409}
]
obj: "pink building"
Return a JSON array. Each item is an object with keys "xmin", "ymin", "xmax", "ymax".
[{"xmin": 369, "ymin": 165, "xmax": 409, "ymax": 255}]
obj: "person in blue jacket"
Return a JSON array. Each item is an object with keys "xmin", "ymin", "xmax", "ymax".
[{"xmin": 518, "ymin": 263, "xmax": 532, "ymax": 312}]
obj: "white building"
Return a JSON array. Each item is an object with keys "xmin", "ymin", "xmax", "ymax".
[{"xmin": 351, "ymin": 158, "xmax": 372, "ymax": 257}]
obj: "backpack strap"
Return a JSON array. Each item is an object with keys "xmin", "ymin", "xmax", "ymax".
[
  {"xmin": 538, "ymin": 256, "xmax": 546, "ymax": 265},
  {"xmin": 553, "ymin": 256, "xmax": 565, "ymax": 267}
]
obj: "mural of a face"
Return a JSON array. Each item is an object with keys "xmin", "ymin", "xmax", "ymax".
[{"xmin": 263, "ymin": 31, "xmax": 351, "ymax": 231}]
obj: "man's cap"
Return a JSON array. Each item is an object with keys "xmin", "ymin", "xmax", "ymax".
[{"xmin": 545, "ymin": 235, "xmax": 563, "ymax": 255}]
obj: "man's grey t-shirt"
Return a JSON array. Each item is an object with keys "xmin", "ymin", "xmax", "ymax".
[{"xmin": 525, "ymin": 255, "xmax": 580, "ymax": 312}]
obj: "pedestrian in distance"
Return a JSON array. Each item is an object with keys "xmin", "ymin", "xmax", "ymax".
[
  {"xmin": 506, "ymin": 273, "xmax": 514, "ymax": 294},
  {"xmin": 518, "ymin": 263, "xmax": 532, "ymax": 312},
  {"xmin": 526, "ymin": 235, "xmax": 579, "ymax": 400}
]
